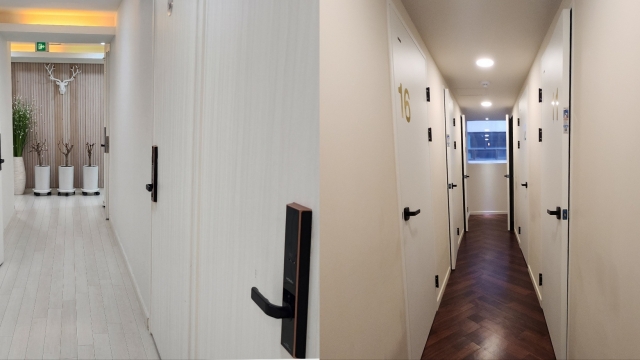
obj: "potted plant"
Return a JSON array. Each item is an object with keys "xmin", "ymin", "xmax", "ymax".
[
  {"xmin": 82, "ymin": 142, "xmax": 99, "ymax": 195},
  {"xmin": 57, "ymin": 140, "xmax": 74, "ymax": 196},
  {"xmin": 12, "ymin": 97, "xmax": 37, "ymax": 195},
  {"xmin": 29, "ymin": 134, "xmax": 50, "ymax": 196}
]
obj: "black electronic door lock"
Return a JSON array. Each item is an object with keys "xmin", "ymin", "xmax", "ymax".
[
  {"xmin": 547, "ymin": 206, "xmax": 561, "ymax": 220},
  {"xmin": 521, "ymin": 182, "xmax": 528, "ymax": 188},
  {"xmin": 251, "ymin": 203, "xmax": 312, "ymax": 358},
  {"xmin": 146, "ymin": 146, "xmax": 158, "ymax": 202},
  {"xmin": 0, "ymin": 134, "xmax": 4, "ymax": 171},
  {"xmin": 403, "ymin": 207, "xmax": 421, "ymax": 221}
]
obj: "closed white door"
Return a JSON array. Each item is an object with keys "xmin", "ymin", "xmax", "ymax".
[
  {"xmin": 461, "ymin": 115, "xmax": 469, "ymax": 230},
  {"xmin": 194, "ymin": 1, "xmax": 319, "ymax": 358},
  {"xmin": 505, "ymin": 114, "xmax": 512, "ymax": 230},
  {"xmin": 389, "ymin": 7, "xmax": 436, "ymax": 359},
  {"xmin": 539, "ymin": 9, "xmax": 570, "ymax": 359},
  {"xmin": 516, "ymin": 88, "xmax": 530, "ymax": 261},
  {"xmin": 150, "ymin": 0, "xmax": 200, "ymax": 358},
  {"xmin": 444, "ymin": 89, "xmax": 463, "ymax": 268}
]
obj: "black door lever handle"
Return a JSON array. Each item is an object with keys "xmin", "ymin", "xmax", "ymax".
[
  {"xmin": 251, "ymin": 287, "xmax": 293, "ymax": 319},
  {"xmin": 504, "ymin": 174, "xmax": 511, "ymax": 179},
  {"xmin": 464, "ymin": 175, "xmax": 470, "ymax": 179},
  {"xmin": 403, "ymin": 207, "xmax": 421, "ymax": 221},
  {"xmin": 448, "ymin": 183, "xmax": 458, "ymax": 189},
  {"xmin": 145, "ymin": 184, "xmax": 153, "ymax": 192},
  {"xmin": 547, "ymin": 206, "xmax": 561, "ymax": 220},
  {"xmin": 521, "ymin": 182, "xmax": 528, "ymax": 188}
]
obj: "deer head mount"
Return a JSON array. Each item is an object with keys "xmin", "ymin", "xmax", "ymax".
[{"xmin": 45, "ymin": 64, "xmax": 81, "ymax": 95}]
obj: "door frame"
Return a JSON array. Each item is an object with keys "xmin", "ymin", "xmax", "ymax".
[
  {"xmin": 461, "ymin": 115, "xmax": 468, "ymax": 231},
  {"xmin": 508, "ymin": 115, "xmax": 514, "ymax": 231}
]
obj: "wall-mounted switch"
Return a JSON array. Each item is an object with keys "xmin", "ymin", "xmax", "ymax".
[{"xmin": 251, "ymin": 203, "xmax": 312, "ymax": 358}]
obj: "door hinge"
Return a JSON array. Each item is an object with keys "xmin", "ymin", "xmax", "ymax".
[
  {"xmin": 428, "ymin": 128, "xmax": 432, "ymax": 142},
  {"xmin": 435, "ymin": 275, "xmax": 439, "ymax": 288},
  {"xmin": 518, "ymin": 141, "xmax": 520, "ymax": 149},
  {"xmin": 539, "ymin": 88, "xmax": 543, "ymax": 103},
  {"xmin": 454, "ymin": 141, "xmax": 457, "ymax": 149},
  {"xmin": 518, "ymin": 118, "xmax": 520, "ymax": 126},
  {"xmin": 426, "ymin": 87, "xmax": 430, "ymax": 102},
  {"xmin": 539, "ymin": 128, "xmax": 542, "ymax": 142},
  {"xmin": 539, "ymin": 273, "xmax": 543, "ymax": 286},
  {"xmin": 453, "ymin": 118, "xmax": 456, "ymax": 126},
  {"xmin": 457, "ymin": 228, "xmax": 460, "ymax": 236},
  {"xmin": 562, "ymin": 209, "xmax": 568, "ymax": 220}
]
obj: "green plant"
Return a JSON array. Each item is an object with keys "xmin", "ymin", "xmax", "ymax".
[{"xmin": 12, "ymin": 97, "xmax": 37, "ymax": 157}]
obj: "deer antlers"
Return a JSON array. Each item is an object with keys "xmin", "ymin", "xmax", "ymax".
[{"xmin": 45, "ymin": 64, "xmax": 81, "ymax": 95}]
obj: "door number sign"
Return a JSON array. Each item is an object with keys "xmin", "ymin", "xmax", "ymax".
[{"xmin": 397, "ymin": 83, "xmax": 411, "ymax": 122}]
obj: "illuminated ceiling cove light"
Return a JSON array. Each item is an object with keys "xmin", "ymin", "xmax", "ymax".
[
  {"xmin": 101, "ymin": 43, "xmax": 105, "ymax": 45},
  {"xmin": 476, "ymin": 58, "xmax": 494, "ymax": 67},
  {"xmin": 481, "ymin": 101, "xmax": 492, "ymax": 107}
]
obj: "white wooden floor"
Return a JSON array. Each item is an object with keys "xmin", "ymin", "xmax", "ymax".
[{"xmin": 0, "ymin": 192, "xmax": 159, "ymax": 359}]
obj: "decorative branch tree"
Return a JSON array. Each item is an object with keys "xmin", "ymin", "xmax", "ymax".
[
  {"xmin": 86, "ymin": 142, "xmax": 95, "ymax": 166},
  {"xmin": 58, "ymin": 140, "xmax": 73, "ymax": 167},
  {"xmin": 28, "ymin": 134, "xmax": 48, "ymax": 166}
]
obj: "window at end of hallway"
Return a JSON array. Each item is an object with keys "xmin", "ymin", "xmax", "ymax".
[{"xmin": 466, "ymin": 120, "xmax": 507, "ymax": 163}]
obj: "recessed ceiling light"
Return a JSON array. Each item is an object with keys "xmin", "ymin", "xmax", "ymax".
[
  {"xmin": 476, "ymin": 58, "xmax": 494, "ymax": 68},
  {"xmin": 481, "ymin": 101, "xmax": 492, "ymax": 107},
  {"xmin": 485, "ymin": 118, "xmax": 489, "ymax": 120},
  {"xmin": 100, "ymin": 43, "xmax": 105, "ymax": 45}
]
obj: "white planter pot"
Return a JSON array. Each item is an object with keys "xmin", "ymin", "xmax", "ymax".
[
  {"xmin": 82, "ymin": 166, "xmax": 99, "ymax": 193},
  {"xmin": 34, "ymin": 166, "xmax": 51, "ymax": 195},
  {"xmin": 58, "ymin": 166, "xmax": 75, "ymax": 194},
  {"xmin": 13, "ymin": 157, "xmax": 25, "ymax": 195}
]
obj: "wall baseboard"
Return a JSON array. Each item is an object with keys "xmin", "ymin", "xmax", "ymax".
[
  {"xmin": 515, "ymin": 231, "xmax": 522, "ymax": 245},
  {"xmin": 469, "ymin": 211, "xmax": 508, "ymax": 216},
  {"xmin": 528, "ymin": 264, "xmax": 542, "ymax": 303},
  {"xmin": 109, "ymin": 221, "xmax": 150, "ymax": 320},
  {"xmin": 437, "ymin": 267, "xmax": 451, "ymax": 304},
  {"xmin": 457, "ymin": 231, "xmax": 464, "ymax": 246}
]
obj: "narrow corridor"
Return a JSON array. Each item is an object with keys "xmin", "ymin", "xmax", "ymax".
[
  {"xmin": 422, "ymin": 215, "xmax": 555, "ymax": 359},
  {"xmin": 0, "ymin": 193, "xmax": 158, "ymax": 359}
]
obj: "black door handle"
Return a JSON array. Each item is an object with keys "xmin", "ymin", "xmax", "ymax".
[
  {"xmin": 403, "ymin": 207, "xmax": 421, "ymax": 221},
  {"xmin": 547, "ymin": 206, "xmax": 561, "ymax": 220},
  {"xmin": 146, "ymin": 184, "xmax": 153, "ymax": 192},
  {"xmin": 504, "ymin": 174, "xmax": 511, "ymax": 179},
  {"xmin": 101, "ymin": 144, "xmax": 105, "ymax": 147},
  {"xmin": 448, "ymin": 183, "xmax": 458, "ymax": 189},
  {"xmin": 521, "ymin": 182, "xmax": 528, "ymax": 188},
  {"xmin": 251, "ymin": 287, "xmax": 293, "ymax": 319},
  {"xmin": 464, "ymin": 175, "xmax": 470, "ymax": 179}
]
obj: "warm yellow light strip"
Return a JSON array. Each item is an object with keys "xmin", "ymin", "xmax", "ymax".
[
  {"xmin": 0, "ymin": 9, "xmax": 116, "ymax": 27},
  {"xmin": 11, "ymin": 42, "xmax": 105, "ymax": 53}
]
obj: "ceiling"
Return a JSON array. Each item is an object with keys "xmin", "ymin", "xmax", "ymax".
[
  {"xmin": 0, "ymin": 0, "xmax": 122, "ymax": 11},
  {"xmin": 401, "ymin": 0, "xmax": 562, "ymax": 120}
]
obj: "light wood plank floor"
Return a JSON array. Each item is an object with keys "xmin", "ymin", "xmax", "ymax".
[{"xmin": 0, "ymin": 192, "xmax": 158, "ymax": 360}]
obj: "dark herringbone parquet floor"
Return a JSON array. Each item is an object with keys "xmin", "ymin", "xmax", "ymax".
[{"xmin": 421, "ymin": 215, "xmax": 556, "ymax": 359}]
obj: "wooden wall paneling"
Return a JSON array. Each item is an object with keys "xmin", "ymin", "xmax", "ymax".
[{"xmin": 11, "ymin": 62, "xmax": 104, "ymax": 189}]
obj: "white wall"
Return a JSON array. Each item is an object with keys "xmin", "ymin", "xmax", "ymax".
[
  {"xmin": 467, "ymin": 163, "xmax": 508, "ymax": 214},
  {"xmin": 569, "ymin": 1, "xmax": 640, "ymax": 357},
  {"xmin": 320, "ymin": 0, "xmax": 461, "ymax": 357},
  {"xmin": 108, "ymin": 0, "xmax": 153, "ymax": 316},
  {"xmin": 0, "ymin": 35, "xmax": 13, "ymax": 230}
]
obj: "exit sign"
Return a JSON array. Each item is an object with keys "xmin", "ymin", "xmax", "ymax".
[{"xmin": 36, "ymin": 42, "xmax": 47, "ymax": 52}]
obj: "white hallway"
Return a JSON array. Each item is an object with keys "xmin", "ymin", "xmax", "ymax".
[{"xmin": 0, "ymin": 193, "xmax": 158, "ymax": 359}]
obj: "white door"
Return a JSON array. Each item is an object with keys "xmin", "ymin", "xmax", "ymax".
[
  {"xmin": 516, "ymin": 88, "xmax": 530, "ymax": 261},
  {"xmin": 505, "ymin": 114, "xmax": 512, "ymax": 231},
  {"xmin": 150, "ymin": 1, "xmax": 200, "ymax": 358},
  {"xmin": 539, "ymin": 9, "xmax": 570, "ymax": 359},
  {"xmin": 103, "ymin": 45, "xmax": 110, "ymax": 218},
  {"xmin": 461, "ymin": 115, "xmax": 470, "ymax": 231},
  {"xmin": 194, "ymin": 1, "xmax": 319, "ymax": 358},
  {"xmin": 444, "ymin": 89, "xmax": 463, "ymax": 268},
  {"xmin": 389, "ymin": 7, "xmax": 436, "ymax": 359}
]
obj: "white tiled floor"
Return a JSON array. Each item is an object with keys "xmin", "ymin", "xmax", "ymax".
[{"xmin": 0, "ymin": 191, "xmax": 159, "ymax": 359}]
